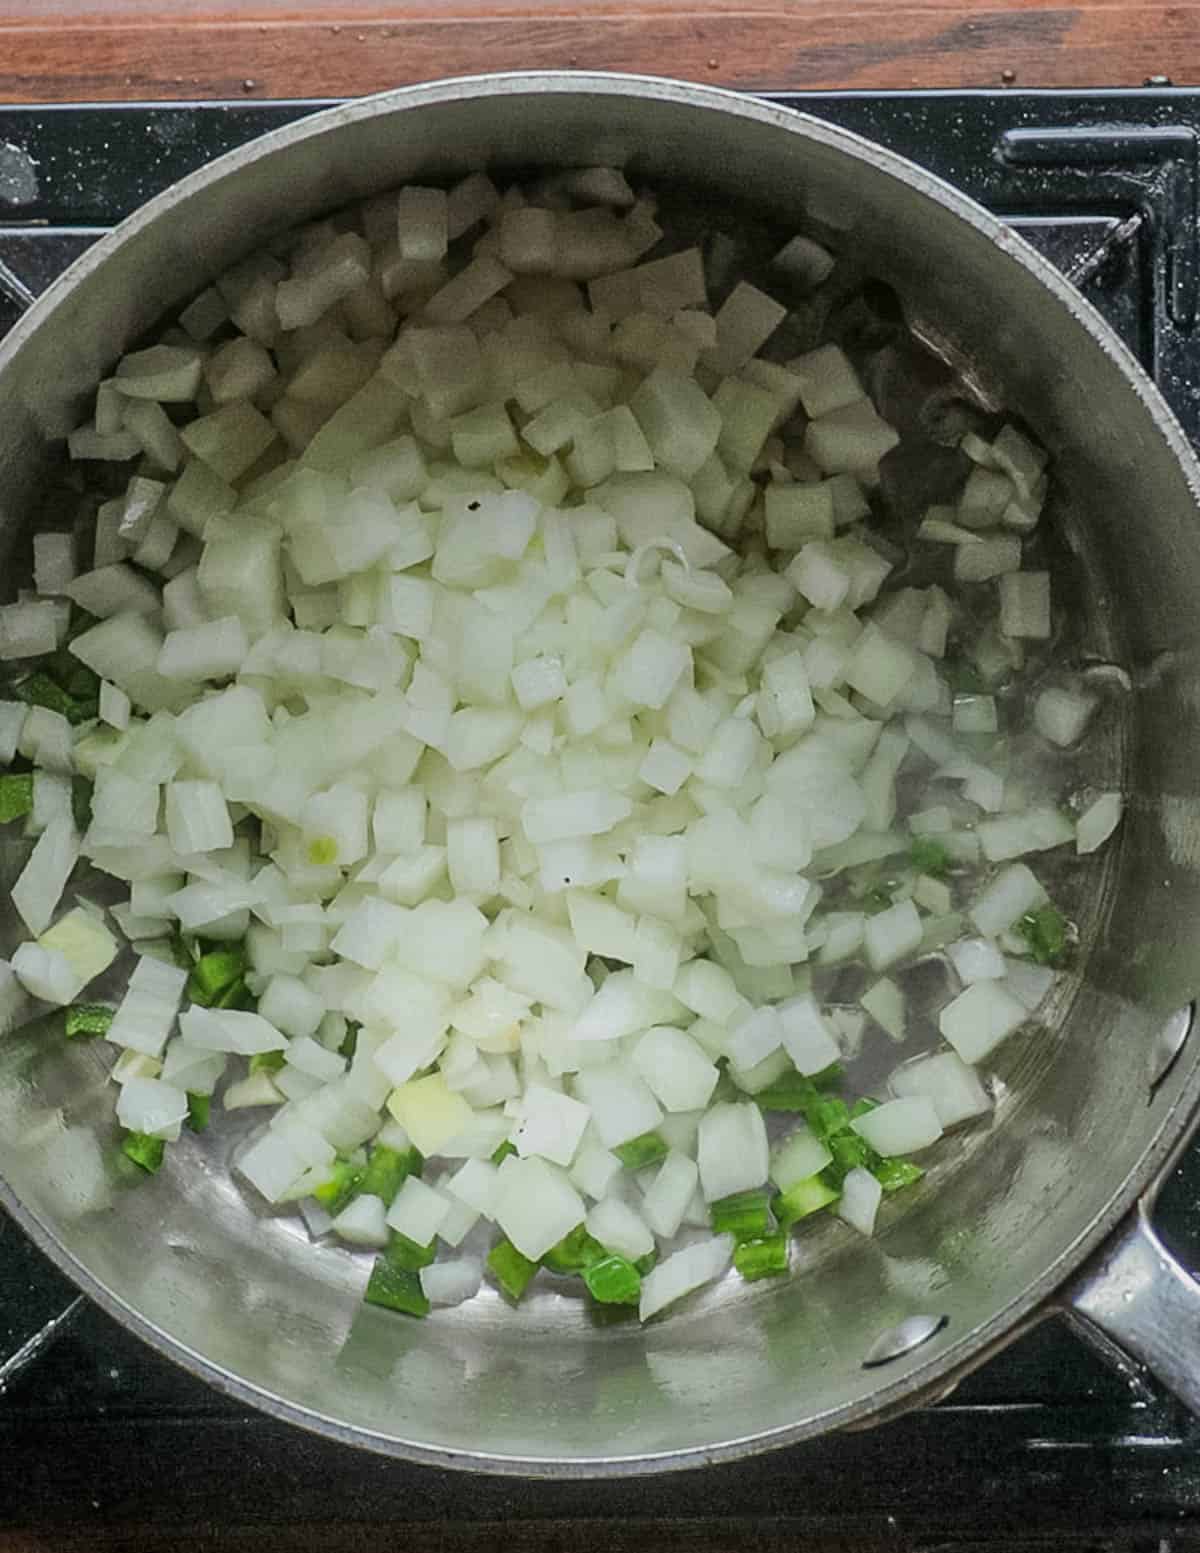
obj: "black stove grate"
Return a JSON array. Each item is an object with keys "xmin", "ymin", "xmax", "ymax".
[{"xmin": 2, "ymin": 90, "xmax": 1200, "ymax": 1544}]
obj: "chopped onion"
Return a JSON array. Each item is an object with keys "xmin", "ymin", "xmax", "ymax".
[
  {"xmin": 1076, "ymin": 791, "xmax": 1123, "ymax": 855},
  {"xmin": 386, "ymin": 1176, "xmax": 451, "ymax": 1247},
  {"xmin": 512, "ymin": 1082, "xmax": 591, "ymax": 1166},
  {"xmin": 38, "ymin": 906, "xmax": 118, "ymax": 992},
  {"xmin": 976, "ymin": 806, "xmax": 1074, "ymax": 863},
  {"xmin": 180, "ymin": 1006, "xmax": 288, "ymax": 1056},
  {"xmin": 777, "ymin": 992, "xmax": 842, "ymax": 1073},
  {"xmin": 330, "ymin": 1193, "xmax": 389, "ymax": 1247},
  {"xmin": 3, "ymin": 161, "xmax": 1121, "ymax": 1332},
  {"xmin": 12, "ymin": 816, "xmax": 80, "ymax": 938},
  {"xmin": 836, "ymin": 1166, "xmax": 883, "ymax": 1236},
  {"xmin": 115, "ymin": 1076, "xmax": 189, "ymax": 1139},
  {"xmin": 770, "ymin": 1125, "xmax": 833, "ymax": 1189},
  {"xmin": 697, "ymin": 1101, "xmax": 769, "ymax": 1202},
  {"xmin": 939, "ymin": 980, "xmax": 1028, "ymax": 1063},
  {"xmin": 641, "ymin": 1149, "xmax": 701, "ymax": 1238},
  {"xmin": 12, "ymin": 942, "xmax": 85, "ymax": 1005},
  {"xmin": 1035, "ymin": 686, "xmax": 1098, "ymax": 747},
  {"xmin": 1002, "ymin": 956, "xmax": 1056, "ymax": 1011},
  {"xmin": 109, "ymin": 956, "xmax": 189, "ymax": 1057},
  {"xmin": 999, "ymin": 571, "xmax": 1051, "ymax": 639},
  {"xmin": 492, "ymin": 1155, "xmax": 585, "ymax": 1260},
  {"xmin": 569, "ymin": 1133, "xmax": 623, "ymax": 1199},
  {"xmin": 947, "ymin": 937, "xmax": 1006, "ymax": 985},
  {"xmin": 639, "ymin": 1234, "xmax": 734, "ymax": 1321},
  {"xmin": 860, "ymin": 976, "xmax": 906, "ymax": 1042},
  {"xmin": 890, "ymin": 1050, "xmax": 992, "ymax": 1129},
  {"xmin": 863, "ymin": 900, "xmax": 923, "ymax": 972},
  {"xmin": 851, "ymin": 1096, "xmax": 943, "ymax": 1155},
  {"xmin": 237, "ymin": 1130, "xmax": 310, "ymax": 1202},
  {"xmin": 421, "ymin": 1256, "xmax": 484, "ymax": 1307},
  {"xmin": 969, "ymin": 863, "xmax": 1048, "ymax": 938}
]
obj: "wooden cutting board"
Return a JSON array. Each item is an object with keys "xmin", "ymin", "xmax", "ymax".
[{"xmin": 0, "ymin": 0, "xmax": 1195, "ymax": 103}]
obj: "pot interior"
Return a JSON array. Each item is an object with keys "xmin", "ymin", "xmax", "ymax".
[{"xmin": 2, "ymin": 77, "xmax": 1200, "ymax": 1472}]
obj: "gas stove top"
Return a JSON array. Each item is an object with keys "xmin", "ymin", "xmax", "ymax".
[{"xmin": 2, "ymin": 90, "xmax": 1200, "ymax": 1548}]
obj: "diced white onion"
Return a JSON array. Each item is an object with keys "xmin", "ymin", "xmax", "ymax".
[
  {"xmin": 1076, "ymin": 792, "xmax": 1123, "ymax": 855},
  {"xmin": 769, "ymin": 1126, "xmax": 832, "ymax": 1190},
  {"xmin": 421, "ymin": 1256, "xmax": 484, "ymax": 1307},
  {"xmin": 491, "ymin": 1155, "xmax": 585, "ymax": 1260},
  {"xmin": 969, "ymin": 863, "xmax": 1048, "ymax": 938},
  {"xmin": 641, "ymin": 1149, "xmax": 700, "ymax": 1238},
  {"xmin": 12, "ymin": 817, "xmax": 80, "ymax": 938},
  {"xmin": 5, "ymin": 164, "xmax": 1113, "ymax": 1330},
  {"xmin": 697, "ymin": 1101, "xmax": 769, "ymax": 1202},
  {"xmin": 836, "ymin": 1166, "xmax": 883, "ymax": 1236},
  {"xmin": 115, "ymin": 1076, "xmax": 189, "ymax": 1138},
  {"xmin": 639, "ymin": 1234, "xmax": 734, "ymax": 1321},
  {"xmin": 890, "ymin": 1050, "xmax": 992, "ymax": 1129},
  {"xmin": 852, "ymin": 1096, "xmax": 943, "ymax": 1155},
  {"xmin": 938, "ymin": 979, "xmax": 1028, "ymax": 1063}
]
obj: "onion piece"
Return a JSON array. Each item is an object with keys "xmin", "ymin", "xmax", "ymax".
[
  {"xmin": 890, "ymin": 1050, "xmax": 992, "ymax": 1129},
  {"xmin": 1076, "ymin": 792, "xmax": 1123, "ymax": 855},
  {"xmin": 836, "ymin": 1166, "xmax": 883, "ymax": 1236},
  {"xmin": 639, "ymin": 1234, "xmax": 734, "ymax": 1321},
  {"xmin": 939, "ymin": 980, "xmax": 1028, "ymax": 1063},
  {"xmin": 852, "ymin": 1096, "xmax": 943, "ymax": 1155},
  {"xmin": 12, "ymin": 817, "xmax": 80, "ymax": 938}
]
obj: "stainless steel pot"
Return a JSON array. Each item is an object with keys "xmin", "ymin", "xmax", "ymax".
[{"xmin": 3, "ymin": 72, "xmax": 1200, "ymax": 1475}]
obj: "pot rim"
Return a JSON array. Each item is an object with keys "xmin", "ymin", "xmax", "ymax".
[{"xmin": 3, "ymin": 69, "xmax": 1200, "ymax": 1475}]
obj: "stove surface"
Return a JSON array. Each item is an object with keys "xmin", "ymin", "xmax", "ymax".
[{"xmin": 2, "ymin": 90, "xmax": 1200, "ymax": 1546}]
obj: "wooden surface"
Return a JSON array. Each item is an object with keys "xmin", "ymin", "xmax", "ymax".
[{"xmin": 0, "ymin": 0, "xmax": 1195, "ymax": 104}]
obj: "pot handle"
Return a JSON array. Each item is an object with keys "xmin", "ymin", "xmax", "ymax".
[{"xmin": 1063, "ymin": 1198, "xmax": 1200, "ymax": 1413}]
